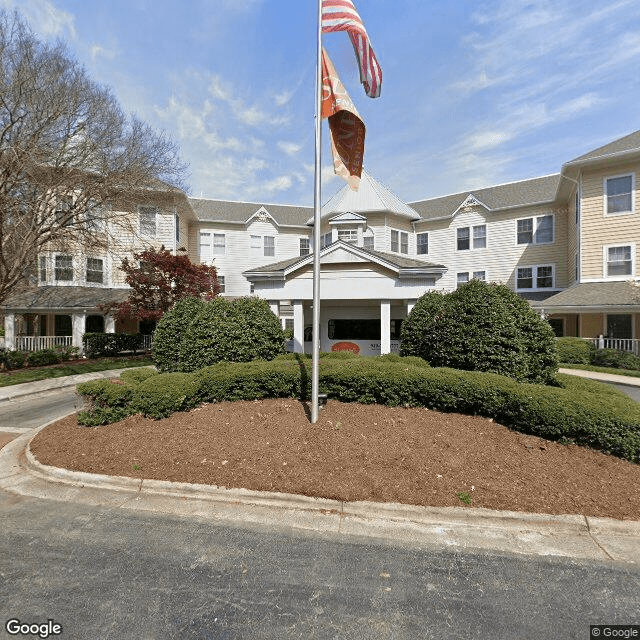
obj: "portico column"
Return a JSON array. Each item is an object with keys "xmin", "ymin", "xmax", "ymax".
[
  {"xmin": 269, "ymin": 301, "xmax": 279, "ymax": 317},
  {"xmin": 72, "ymin": 312, "xmax": 86, "ymax": 354},
  {"xmin": 4, "ymin": 313, "xmax": 15, "ymax": 351},
  {"xmin": 407, "ymin": 299, "xmax": 417, "ymax": 316},
  {"xmin": 293, "ymin": 300, "xmax": 304, "ymax": 354},
  {"xmin": 380, "ymin": 299, "xmax": 391, "ymax": 355},
  {"xmin": 105, "ymin": 314, "xmax": 115, "ymax": 333}
]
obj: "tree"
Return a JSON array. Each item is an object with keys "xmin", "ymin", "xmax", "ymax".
[
  {"xmin": 401, "ymin": 280, "xmax": 558, "ymax": 384},
  {"xmin": 105, "ymin": 247, "xmax": 220, "ymax": 323},
  {"xmin": 0, "ymin": 11, "xmax": 188, "ymax": 305}
]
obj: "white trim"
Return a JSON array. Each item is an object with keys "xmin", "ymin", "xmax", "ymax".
[
  {"xmin": 603, "ymin": 172, "xmax": 635, "ymax": 217},
  {"xmin": 245, "ymin": 206, "xmax": 280, "ymax": 227},
  {"xmin": 515, "ymin": 213, "xmax": 555, "ymax": 246},
  {"xmin": 603, "ymin": 243, "xmax": 636, "ymax": 279}
]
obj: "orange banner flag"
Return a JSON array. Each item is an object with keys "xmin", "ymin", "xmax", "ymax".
[{"xmin": 321, "ymin": 48, "xmax": 365, "ymax": 191}]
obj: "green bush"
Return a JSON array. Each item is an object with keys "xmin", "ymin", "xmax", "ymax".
[
  {"xmin": 75, "ymin": 356, "xmax": 640, "ymax": 463},
  {"xmin": 26, "ymin": 348, "xmax": 62, "ymax": 367},
  {"xmin": 54, "ymin": 345, "xmax": 80, "ymax": 361},
  {"xmin": 2, "ymin": 350, "xmax": 27, "ymax": 369},
  {"xmin": 375, "ymin": 353, "xmax": 430, "ymax": 368},
  {"xmin": 119, "ymin": 367, "xmax": 159, "ymax": 386},
  {"xmin": 83, "ymin": 333, "xmax": 147, "ymax": 358},
  {"xmin": 592, "ymin": 348, "xmax": 640, "ymax": 371},
  {"xmin": 400, "ymin": 280, "xmax": 558, "ymax": 383},
  {"xmin": 129, "ymin": 373, "xmax": 201, "ymax": 419},
  {"xmin": 176, "ymin": 297, "xmax": 286, "ymax": 372},
  {"xmin": 152, "ymin": 297, "xmax": 206, "ymax": 372},
  {"xmin": 77, "ymin": 407, "xmax": 134, "ymax": 427},
  {"xmin": 76, "ymin": 379, "xmax": 135, "ymax": 409},
  {"xmin": 556, "ymin": 337, "xmax": 596, "ymax": 364}
]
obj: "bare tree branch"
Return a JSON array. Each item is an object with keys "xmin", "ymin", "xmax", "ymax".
[{"xmin": 0, "ymin": 10, "xmax": 189, "ymax": 305}]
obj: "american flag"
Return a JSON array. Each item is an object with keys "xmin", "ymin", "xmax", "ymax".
[{"xmin": 321, "ymin": 0, "xmax": 382, "ymax": 99}]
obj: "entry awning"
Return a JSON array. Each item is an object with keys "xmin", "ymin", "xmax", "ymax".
[{"xmin": 532, "ymin": 281, "xmax": 640, "ymax": 313}]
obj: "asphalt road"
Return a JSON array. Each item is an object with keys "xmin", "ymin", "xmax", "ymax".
[
  {"xmin": 0, "ymin": 388, "xmax": 79, "ymax": 431},
  {"xmin": 0, "ymin": 490, "xmax": 638, "ymax": 640}
]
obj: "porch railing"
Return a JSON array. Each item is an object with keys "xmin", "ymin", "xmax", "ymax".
[
  {"xmin": 585, "ymin": 337, "xmax": 640, "ymax": 356},
  {"xmin": 14, "ymin": 336, "xmax": 73, "ymax": 352}
]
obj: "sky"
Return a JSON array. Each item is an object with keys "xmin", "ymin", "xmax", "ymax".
[{"xmin": 4, "ymin": 0, "xmax": 640, "ymax": 206}]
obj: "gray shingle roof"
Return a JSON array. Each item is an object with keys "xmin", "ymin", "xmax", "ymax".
[
  {"xmin": 568, "ymin": 130, "xmax": 640, "ymax": 164},
  {"xmin": 189, "ymin": 198, "xmax": 312, "ymax": 226},
  {"xmin": 535, "ymin": 282, "xmax": 640, "ymax": 309},
  {"xmin": 408, "ymin": 174, "xmax": 561, "ymax": 221},
  {"xmin": 1, "ymin": 287, "xmax": 130, "ymax": 311},
  {"xmin": 244, "ymin": 242, "xmax": 445, "ymax": 274}
]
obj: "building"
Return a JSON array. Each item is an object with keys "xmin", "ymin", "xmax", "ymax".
[{"xmin": 3, "ymin": 130, "xmax": 640, "ymax": 356}]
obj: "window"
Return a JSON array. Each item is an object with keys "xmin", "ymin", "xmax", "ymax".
[
  {"xmin": 338, "ymin": 228, "xmax": 358, "ymax": 244},
  {"xmin": 39, "ymin": 256, "xmax": 47, "ymax": 283},
  {"xmin": 575, "ymin": 189, "xmax": 580, "ymax": 224},
  {"xmin": 321, "ymin": 232, "xmax": 332, "ymax": 248},
  {"xmin": 516, "ymin": 267, "xmax": 533, "ymax": 290},
  {"xmin": 85, "ymin": 202, "xmax": 105, "ymax": 231},
  {"xmin": 217, "ymin": 275, "xmax": 225, "ymax": 293},
  {"xmin": 517, "ymin": 215, "xmax": 553, "ymax": 244},
  {"xmin": 213, "ymin": 233, "xmax": 225, "ymax": 256},
  {"xmin": 417, "ymin": 233, "xmax": 428, "ymax": 255},
  {"xmin": 264, "ymin": 236, "xmax": 275, "ymax": 257},
  {"xmin": 457, "ymin": 227, "xmax": 470, "ymax": 250},
  {"xmin": 86, "ymin": 258, "xmax": 104, "ymax": 284},
  {"xmin": 391, "ymin": 230, "xmax": 408, "ymax": 254},
  {"xmin": 517, "ymin": 265, "xmax": 554, "ymax": 290},
  {"xmin": 328, "ymin": 319, "xmax": 381, "ymax": 340},
  {"xmin": 55, "ymin": 197, "xmax": 73, "ymax": 228},
  {"xmin": 457, "ymin": 272, "xmax": 469, "ymax": 288},
  {"xmin": 299, "ymin": 238, "xmax": 310, "ymax": 256},
  {"xmin": 200, "ymin": 231, "xmax": 212, "ymax": 260},
  {"xmin": 472, "ymin": 270, "xmax": 486, "ymax": 281},
  {"xmin": 606, "ymin": 245, "xmax": 632, "ymax": 277},
  {"xmin": 251, "ymin": 235, "xmax": 261, "ymax": 252},
  {"xmin": 139, "ymin": 206, "xmax": 157, "ymax": 237},
  {"xmin": 390, "ymin": 319, "xmax": 403, "ymax": 340},
  {"xmin": 54, "ymin": 255, "xmax": 73, "ymax": 281},
  {"xmin": 606, "ymin": 175, "xmax": 633, "ymax": 214},
  {"xmin": 86, "ymin": 315, "xmax": 105, "ymax": 333},
  {"xmin": 473, "ymin": 225, "xmax": 486, "ymax": 249},
  {"xmin": 363, "ymin": 236, "xmax": 375, "ymax": 250}
]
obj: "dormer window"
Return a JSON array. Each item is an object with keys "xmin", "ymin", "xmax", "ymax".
[{"xmin": 338, "ymin": 228, "xmax": 358, "ymax": 244}]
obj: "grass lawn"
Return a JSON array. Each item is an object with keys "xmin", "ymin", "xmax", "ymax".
[
  {"xmin": 0, "ymin": 356, "xmax": 154, "ymax": 387},
  {"xmin": 560, "ymin": 363, "xmax": 640, "ymax": 379}
]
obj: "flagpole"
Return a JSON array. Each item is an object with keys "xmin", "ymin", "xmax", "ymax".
[{"xmin": 311, "ymin": 0, "xmax": 323, "ymax": 424}]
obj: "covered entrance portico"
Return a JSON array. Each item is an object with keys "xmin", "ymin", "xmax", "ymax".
[{"xmin": 244, "ymin": 240, "xmax": 446, "ymax": 355}]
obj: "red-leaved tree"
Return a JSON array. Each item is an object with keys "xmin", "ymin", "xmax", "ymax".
[{"xmin": 105, "ymin": 247, "xmax": 220, "ymax": 323}]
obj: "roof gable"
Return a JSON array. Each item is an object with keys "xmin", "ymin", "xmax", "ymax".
[
  {"xmin": 245, "ymin": 206, "xmax": 278, "ymax": 227},
  {"xmin": 568, "ymin": 130, "xmax": 640, "ymax": 164}
]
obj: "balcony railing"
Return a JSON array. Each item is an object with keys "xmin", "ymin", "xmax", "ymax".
[
  {"xmin": 15, "ymin": 336, "xmax": 73, "ymax": 352},
  {"xmin": 586, "ymin": 337, "xmax": 640, "ymax": 356}
]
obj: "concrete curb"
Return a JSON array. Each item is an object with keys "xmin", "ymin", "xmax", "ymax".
[
  {"xmin": 1, "ymin": 419, "xmax": 637, "ymax": 564},
  {"xmin": 558, "ymin": 367, "xmax": 640, "ymax": 387}
]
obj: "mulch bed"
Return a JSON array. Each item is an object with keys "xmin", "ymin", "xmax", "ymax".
[{"xmin": 29, "ymin": 398, "xmax": 640, "ymax": 521}]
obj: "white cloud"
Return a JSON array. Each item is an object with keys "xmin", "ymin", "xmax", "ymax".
[
  {"xmin": 1, "ymin": 0, "xmax": 75, "ymax": 38},
  {"xmin": 277, "ymin": 141, "xmax": 302, "ymax": 156}
]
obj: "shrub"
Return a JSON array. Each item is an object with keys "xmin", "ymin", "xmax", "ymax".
[
  {"xmin": 2, "ymin": 350, "xmax": 27, "ymax": 369},
  {"xmin": 592, "ymin": 348, "xmax": 640, "ymax": 371},
  {"xmin": 54, "ymin": 345, "xmax": 80, "ymax": 361},
  {"xmin": 401, "ymin": 280, "xmax": 558, "ymax": 383},
  {"xmin": 176, "ymin": 297, "xmax": 286, "ymax": 372},
  {"xmin": 152, "ymin": 297, "xmax": 206, "ymax": 372},
  {"xmin": 320, "ymin": 351, "xmax": 359, "ymax": 360},
  {"xmin": 26, "ymin": 348, "xmax": 61, "ymax": 367},
  {"xmin": 556, "ymin": 337, "xmax": 596, "ymax": 364},
  {"xmin": 119, "ymin": 367, "xmax": 159, "ymax": 386},
  {"xmin": 375, "ymin": 353, "xmax": 430, "ymax": 368},
  {"xmin": 129, "ymin": 373, "xmax": 201, "ymax": 419},
  {"xmin": 76, "ymin": 379, "xmax": 135, "ymax": 409},
  {"xmin": 83, "ymin": 332, "xmax": 147, "ymax": 358}
]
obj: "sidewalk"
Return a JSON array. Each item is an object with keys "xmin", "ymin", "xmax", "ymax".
[
  {"xmin": 558, "ymin": 367, "xmax": 640, "ymax": 387},
  {"xmin": 0, "ymin": 366, "xmax": 154, "ymax": 402}
]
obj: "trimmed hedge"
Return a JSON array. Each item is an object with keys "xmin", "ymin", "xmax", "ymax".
[
  {"xmin": 556, "ymin": 337, "xmax": 596, "ymax": 364},
  {"xmin": 119, "ymin": 367, "xmax": 159, "ymax": 386},
  {"xmin": 152, "ymin": 297, "xmax": 206, "ymax": 373},
  {"xmin": 26, "ymin": 348, "xmax": 61, "ymax": 367},
  {"xmin": 400, "ymin": 280, "xmax": 558, "ymax": 383},
  {"xmin": 176, "ymin": 297, "xmax": 286, "ymax": 371},
  {"xmin": 76, "ymin": 357, "xmax": 640, "ymax": 463},
  {"xmin": 592, "ymin": 348, "xmax": 640, "ymax": 371},
  {"xmin": 83, "ymin": 333, "xmax": 148, "ymax": 358},
  {"xmin": 1, "ymin": 350, "xmax": 27, "ymax": 369}
]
